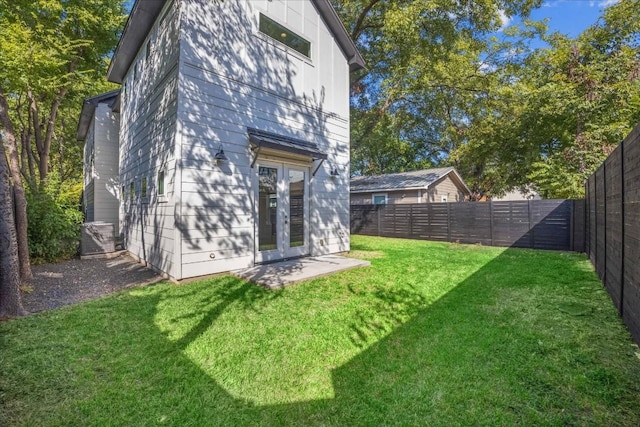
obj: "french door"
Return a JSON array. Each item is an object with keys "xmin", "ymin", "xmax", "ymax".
[{"xmin": 254, "ymin": 161, "xmax": 309, "ymax": 263}]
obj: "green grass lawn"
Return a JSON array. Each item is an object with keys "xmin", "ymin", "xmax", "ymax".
[{"xmin": 2, "ymin": 236, "xmax": 640, "ymax": 426}]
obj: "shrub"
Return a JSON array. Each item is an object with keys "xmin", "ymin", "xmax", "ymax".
[{"xmin": 26, "ymin": 181, "xmax": 83, "ymax": 263}]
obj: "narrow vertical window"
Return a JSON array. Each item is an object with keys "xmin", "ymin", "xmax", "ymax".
[
  {"xmin": 141, "ymin": 177, "xmax": 147, "ymax": 198},
  {"xmin": 121, "ymin": 185, "xmax": 125, "ymax": 200},
  {"xmin": 130, "ymin": 182, "xmax": 134, "ymax": 201},
  {"xmin": 157, "ymin": 170, "xmax": 165, "ymax": 196},
  {"xmin": 145, "ymin": 40, "xmax": 151, "ymax": 61}
]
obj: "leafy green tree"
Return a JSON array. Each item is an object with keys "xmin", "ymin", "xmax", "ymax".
[
  {"xmin": 0, "ymin": 0, "xmax": 126, "ymax": 296},
  {"xmin": 455, "ymin": 0, "xmax": 640, "ymax": 198},
  {"xmin": 333, "ymin": 0, "xmax": 542, "ymax": 176}
]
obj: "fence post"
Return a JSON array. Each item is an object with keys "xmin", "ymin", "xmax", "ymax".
[
  {"xmin": 409, "ymin": 204, "xmax": 413, "ymax": 237},
  {"xmin": 603, "ymin": 161, "xmax": 607, "ymax": 287},
  {"xmin": 620, "ymin": 139, "xmax": 625, "ymax": 317},
  {"xmin": 528, "ymin": 199, "xmax": 534, "ymax": 248},
  {"xmin": 594, "ymin": 169, "xmax": 598, "ymax": 273},
  {"xmin": 570, "ymin": 200, "xmax": 575, "ymax": 251},
  {"xmin": 446, "ymin": 202, "xmax": 451, "ymax": 243}
]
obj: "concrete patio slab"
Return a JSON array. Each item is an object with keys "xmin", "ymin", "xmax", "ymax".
[{"xmin": 232, "ymin": 255, "xmax": 371, "ymax": 289}]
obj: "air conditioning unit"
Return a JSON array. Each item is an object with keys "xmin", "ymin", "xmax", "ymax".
[{"xmin": 81, "ymin": 222, "xmax": 115, "ymax": 255}]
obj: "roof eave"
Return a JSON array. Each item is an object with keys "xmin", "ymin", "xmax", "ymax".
[
  {"xmin": 312, "ymin": 0, "xmax": 366, "ymax": 72},
  {"xmin": 76, "ymin": 90, "xmax": 121, "ymax": 141},
  {"xmin": 106, "ymin": 0, "xmax": 168, "ymax": 84},
  {"xmin": 350, "ymin": 186, "xmax": 428, "ymax": 194},
  {"xmin": 424, "ymin": 168, "xmax": 472, "ymax": 196}
]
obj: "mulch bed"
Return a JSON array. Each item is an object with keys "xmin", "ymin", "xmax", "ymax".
[{"xmin": 22, "ymin": 252, "xmax": 163, "ymax": 314}]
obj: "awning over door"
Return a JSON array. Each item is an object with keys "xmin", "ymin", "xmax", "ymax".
[{"xmin": 248, "ymin": 127, "xmax": 328, "ymax": 163}]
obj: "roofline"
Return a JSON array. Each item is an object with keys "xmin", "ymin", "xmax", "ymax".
[
  {"xmin": 76, "ymin": 90, "xmax": 121, "ymax": 141},
  {"xmin": 424, "ymin": 168, "xmax": 472, "ymax": 196},
  {"xmin": 107, "ymin": 0, "xmax": 364, "ymax": 84},
  {"xmin": 350, "ymin": 186, "xmax": 427, "ymax": 194},
  {"xmin": 106, "ymin": 0, "xmax": 168, "ymax": 84},
  {"xmin": 313, "ymin": 0, "xmax": 365, "ymax": 72},
  {"xmin": 349, "ymin": 167, "xmax": 472, "ymax": 196}
]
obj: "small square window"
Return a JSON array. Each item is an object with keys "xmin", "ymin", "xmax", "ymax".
[
  {"xmin": 372, "ymin": 194, "xmax": 387, "ymax": 205},
  {"xmin": 157, "ymin": 170, "xmax": 165, "ymax": 196}
]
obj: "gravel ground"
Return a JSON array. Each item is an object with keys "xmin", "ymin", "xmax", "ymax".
[{"xmin": 22, "ymin": 252, "xmax": 163, "ymax": 314}]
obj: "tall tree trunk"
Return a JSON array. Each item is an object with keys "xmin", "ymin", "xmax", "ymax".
[
  {"xmin": 0, "ymin": 134, "xmax": 27, "ymax": 318},
  {"xmin": 0, "ymin": 89, "xmax": 33, "ymax": 283}
]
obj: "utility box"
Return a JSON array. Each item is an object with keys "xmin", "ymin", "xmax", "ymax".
[{"xmin": 81, "ymin": 222, "xmax": 115, "ymax": 256}]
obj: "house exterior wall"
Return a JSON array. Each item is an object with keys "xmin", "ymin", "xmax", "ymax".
[
  {"xmin": 83, "ymin": 118, "xmax": 96, "ymax": 221},
  {"xmin": 350, "ymin": 175, "xmax": 469, "ymax": 205},
  {"xmin": 82, "ymin": 104, "xmax": 120, "ymax": 234},
  {"xmin": 174, "ymin": 0, "xmax": 351, "ymax": 278},
  {"xmin": 119, "ymin": 0, "xmax": 181, "ymax": 278},
  {"xmin": 350, "ymin": 190, "xmax": 422, "ymax": 205},
  {"xmin": 92, "ymin": 103, "xmax": 121, "ymax": 235},
  {"xmin": 425, "ymin": 175, "xmax": 467, "ymax": 203}
]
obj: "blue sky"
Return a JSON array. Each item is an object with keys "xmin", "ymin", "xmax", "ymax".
[{"xmin": 511, "ymin": 0, "xmax": 619, "ymax": 37}]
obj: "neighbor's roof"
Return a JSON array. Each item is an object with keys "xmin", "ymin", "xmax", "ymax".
[
  {"xmin": 76, "ymin": 90, "xmax": 120, "ymax": 141},
  {"xmin": 107, "ymin": 0, "xmax": 365, "ymax": 84},
  {"xmin": 350, "ymin": 167, "xmax": 472, "ymax": 195}
]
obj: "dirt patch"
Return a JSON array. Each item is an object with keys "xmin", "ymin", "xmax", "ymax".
[{"xmin": 22, "ymin": 253, "xmax": 163, "ymax": 314}]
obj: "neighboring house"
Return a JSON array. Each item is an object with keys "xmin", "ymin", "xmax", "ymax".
[
  {"xmin": 350, "ymin": 167, "xmax": 471, "ymax": 205},
  {"xmin": 77, "ymin": 90, "xmax": 121, "ymax": 236},
  {"xmin": 88, "ymin": 0, "xmax": 364, "ymax": 281},
  {"xmin": 492, "ymin": 187, "xmax": 541, "ymax": 201}
]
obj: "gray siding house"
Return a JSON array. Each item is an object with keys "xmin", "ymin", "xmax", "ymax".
[
  {"xmin": 78, "ymin": 91, "xmax": 121, "ymax": 235},
  {"xmin": 350, "ymin": 167, "xmax": 471, "ymax": 205},
  {"xmin": 99, "ymin": 0, "xmax": 364, "ymax": 280}
]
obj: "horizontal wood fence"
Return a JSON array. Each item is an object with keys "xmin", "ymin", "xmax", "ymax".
[
  {"xmin": 351, "ymin": 199, "xmax": 585, "ymax": 252},
  {"xmin": 585, "ymin": 123, "xmax": 640, "ymax": 345}
]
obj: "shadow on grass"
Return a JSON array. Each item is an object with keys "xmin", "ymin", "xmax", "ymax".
[{"xmin": 2, "ymin": 239, "xmax": 640, "ymax": 426}]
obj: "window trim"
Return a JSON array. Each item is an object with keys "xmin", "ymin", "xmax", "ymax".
[
  {"xmin": 157, "ymin": 169, "xmax": 168, "ymax": 203},
  {"xmin": 372, "ymin": 193, "xmax": 388, "ymax": 205}
]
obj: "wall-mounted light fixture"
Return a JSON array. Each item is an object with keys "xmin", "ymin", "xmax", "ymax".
[
  {"xmin": 330, "ymin": 167, "xmax": 339, "ymax": 177},
  {"xmin": 214, "ymin": 146, "xmax": 228, "ymax": 165}
]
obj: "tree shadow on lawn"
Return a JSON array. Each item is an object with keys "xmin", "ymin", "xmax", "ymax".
[{"xmin": 3, "ymin": 243, "xmax": 640, "ymax": 426}]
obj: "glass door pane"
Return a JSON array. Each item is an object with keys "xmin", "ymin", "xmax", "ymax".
[
  {"xmin": 258, "ymin": 166, "xmax": 278, "ymax": 251},
  {"xmin": 288, "ymin": 169, "xmax": 305, "ymax": 248}
]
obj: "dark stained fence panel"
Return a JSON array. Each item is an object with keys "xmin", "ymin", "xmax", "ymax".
[
  {"xmin": 351, "ymin": 199, "xmax": 582, "ymax": 252},
  {"xmin": 605, "ymin": 147, "xmax": 623, "ymax": 311},
  {"xmin": 572, "ymin": 199, "xmax": 585, "ymax": 252},
  {"xmin": 595, "ymin": 166, "xmax": 607, "ymax": 282},
  {"xmin": 622, "ymin": 126, "xmax": 640, "ymax": 345},
  {"xmin": 492, "ymin": 201, "xmax": 530, "ymax": 247},
  {"xmin": 585, "ymin": 122, "xmax": 640, "ymax": 346},
  {"xmin": 449, "ymin": 202, "xmax": 492, "ymax": 245},
  {"xmin": 530, "ymin": 200, "xmax": 572, "ymax": 251}
]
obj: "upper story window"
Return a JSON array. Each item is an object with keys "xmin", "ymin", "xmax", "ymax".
[{"xmin": 259, "ymin": 13, "xmax": 310, "ymax": 58}]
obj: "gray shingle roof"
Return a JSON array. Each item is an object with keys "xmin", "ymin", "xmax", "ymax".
[{"xmin": 350, "ymin": 167, "xmax": 470, "ymax": 194}]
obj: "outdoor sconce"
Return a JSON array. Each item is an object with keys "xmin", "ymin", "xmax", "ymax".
[
  {"xmin": 214, "ymin": 146, "xmax": 228, "ymax": 165},
  {"xmin": 330, "ymin": 167, "xmax": 340, "ymax": 177}
]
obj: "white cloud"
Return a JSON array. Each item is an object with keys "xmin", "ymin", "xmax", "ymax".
[
  {"xmin": 598, "ymin": 0, "xmax": 619, "ymax": 6},
  {"xmin": 498, "ymin": 10, "xmax": 511, "ymax": 31}
]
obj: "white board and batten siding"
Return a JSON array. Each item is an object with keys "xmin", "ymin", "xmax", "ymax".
[
  {"xmin": 175, "ymin": 0, "xmax": 352, "ymax": 278},
  {"xmin": 119, "ymin": 0, "xmax": 181, "ymax": 279},
  {"xmin": 82, "ymin": 103, "xmax": 120, "ymax": 234}
]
